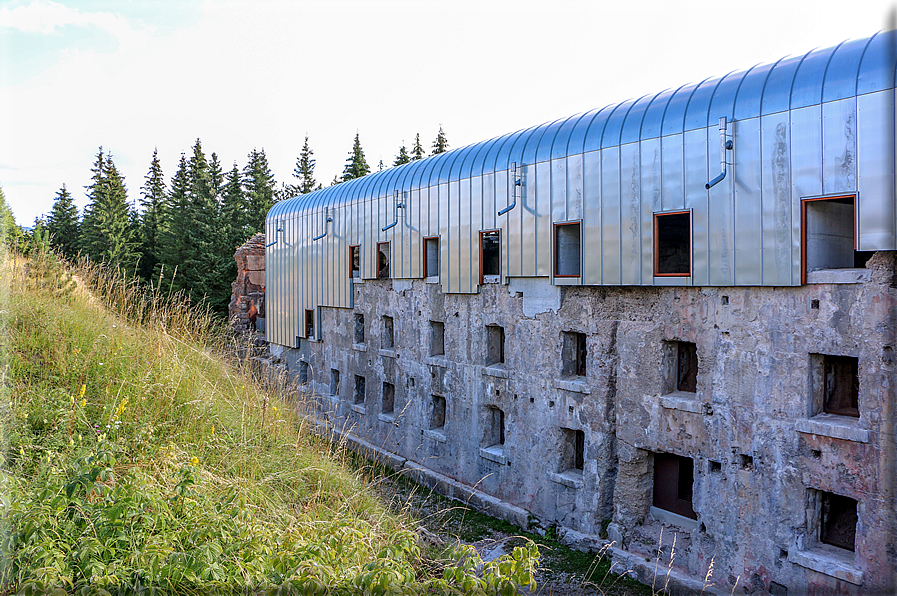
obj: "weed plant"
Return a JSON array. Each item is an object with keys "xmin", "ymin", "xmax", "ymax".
[{"xmin": 0, "ymin": 247, "xmax": 538, "ymax": 595}]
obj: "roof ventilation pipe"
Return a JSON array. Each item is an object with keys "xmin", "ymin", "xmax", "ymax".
[
  {"xmin": 705, "ymin": 117, "xmax": 734, "ymax": 190},
  {"xmin": 382, "ymin": 190, "xmax": 406, "ymax": 231},
  {"xmin": 498, "ymin": 162, "xmax": 522, "ymax": 216},
  {"xmin": 311, "ymin": 208, "xmax": 333, "ymax": 241}
]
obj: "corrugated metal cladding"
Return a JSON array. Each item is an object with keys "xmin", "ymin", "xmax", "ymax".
[{"xmin": 266, "ymin": 32, "xmax": 897, "ymax": 347}]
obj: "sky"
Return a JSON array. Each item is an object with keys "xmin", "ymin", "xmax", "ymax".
[{"xmin": 1, "ymin": 0, "xmax": 895, "ymax": 225}]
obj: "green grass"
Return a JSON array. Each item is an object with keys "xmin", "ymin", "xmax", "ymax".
[{"xmin": 0, "ymin": 248, "xmax": 539, "ymax": 595}]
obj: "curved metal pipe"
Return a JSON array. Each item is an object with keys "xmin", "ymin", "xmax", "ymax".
[
  {"xmin": 382, "ymin": 191, "xmax": 405, "ymax": 231},
  {"xmin": 705, "ymin": 117, "xmax": 733, "ymax": 190},
  {"xmin": 498, "ymin": 162, "xmax": 520, "ymax": 216},
  {"xmin": 705, "ymin": 171, "xmax": 726, "ymax": 190},
  {"xmin": 266, "ymin": 224, "xmax": 283, "ymax": 247},
  {"xmin": 312, "ymin": 214, "xmax": 332, "ymax": 241}
]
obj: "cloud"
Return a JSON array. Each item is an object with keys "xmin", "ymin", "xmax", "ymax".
[{"xmin": 0, "ymin": 0, "xmax": 133, "ymax": 39}]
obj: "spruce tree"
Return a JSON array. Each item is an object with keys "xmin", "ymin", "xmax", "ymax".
[
  {"xmin": 411, "ymin": 133, "xmax": 425, "ymax": 160},
  {"xmin": 215, "ymin": 163, "xmax": 246, "ymax": 310},
  {"xmin": 331, "ymin": 175, "xmax": 341, "ymax": 186},
  {"xmin": 342, "ymin": 133, "xmax": 370, "ymax": 182},
  {"xmin": 378, "ymin": 159, "xmax": 385, "ymax": 171},
  {"xmin": 158, "ymin": 153, "xmax": 191, "ymax": 292},
  {"xmin": 0, "ymin": 184, "xmax": 19, "ymax": 246},
  {"xmin": 431, "ymin": 126, "xmax": 449, "ymax": 155},
  {"xmin": 293, "ymin": 135, "xmax": 317, "ymax": 194},
  {"xmin": 209, "ymin": 152, "xmax": 224, "ymax": 205},
  {"xmin": 394, "ymin": 144, "xmax": 410, "ymax": 166},
  {"xmin": 47, "ymin": 184, "xmax": 80, "ymax": 259},
  {"xmin": 80, "ymin": 148, "xmax": 139, "ymax": 270},
  {"xmin": 138, "ymin": 149, "xmax": 167, "ymax": 281},
  {"xmin": 243, "ymin": 148, "xmax": 276, "ymax": 233}
]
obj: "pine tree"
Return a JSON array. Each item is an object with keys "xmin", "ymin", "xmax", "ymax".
[
  {"xmin": 293, "ymin": 135, "xmax": 317, "ymax": 195},
  {"xmin": 342, "ymin": 133, "xmax": 371, "ymax": 182},
  {"xmin": 158, "ymin": 153, "xmax": 190, "ymax": 291},
  {"xmin": 209, "ymin": 152, "xmax": 224, "ymax": 206},
  {"xmin": 47, "ymin": 184, "xmax": 80, "ymax": 259},
  {"xmin": 215, "ymin": 163, "xmax": 247, "ymax": 310},
  {"xmin": 411, "ymin": 134, "xmax": 425, "ymax": 160},
  {"xmin": 243, "ymin": 148, "xmax": 276, "ymax": 233},
  {"xmin": 394, "ymin": 144, "xmax": 410, "ymax": 166},
  {"xmin": 0, "ymin": 184, "xmax": 19, "ymax": 246},
  {"xmin": 138, "ymin": 149, "xmax": 167, "ymax": 281},
  {"xmin": 80, "ymin": 148, "xmax": 139, "ymax": 270},
  {"xmin": 431, "ymin": 126, "xmax": 449, "ymax": 155}
]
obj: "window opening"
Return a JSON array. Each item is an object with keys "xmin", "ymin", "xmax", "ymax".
[
  {"xmin": 329, "ymin": 369, "xmax": 340, "ymax": 397},
  {"xmin": 349, "ymin": 245, "xmax": 360, "ymax": 278},
  {"xmin": 820, "ymin": 491, "xmax": 857, "ymax": 551},
  {"xmin": 424, "ymin": 237, "xmax": 440, "ymax": 278},
  {"xmin": 305, "ymin": 309, "xmax": 315, "ymax": 340},
  {"xmin": 802, "ymin": 196, "xmax": 872, "ymax": 282},
  {"xmin": 486, "ymin": 325, "xmax": 504, "ymax": 366},
  {"xmin": 354, "ymin": 313, "xmax": 365, "ymax": 344},
  {"xmin": 485, "ymin": 406, "xmax": 505, "ymax": 447},
  {"xmin": 677, "ymin": 342, "xmax": 697, "ymax": 392},
  {"xmin": 430, "ymin": 395, "xmax": 446, "ymax": 430},
  {"xmin": 430, "ymin": 321, "xmax": 445, "ymax": 356},
  {"xmin": 554, "ymin": 222, "xmax": 582, "ymax": 277},
  {"xmin": 353, "ymin": 375, "xmax": 366, "ymax": 405},
  {"xmin": 653, "ymin": 453, "xmax": 697, "ymax": 520},
  {"xmin": 562, "ymin": 331, "xmax": 587, "ymax": 377},
  {"xmin": 823, "ymin": 355, "xmax": 859, "ymax": 417},
  {"xmin": 561, "ymin": 428, "xmax": 585, "ymax": 471},
  {"xmin": 480, "ymin": 230, "xmax": 501, "ymax": 281},
  {"xmin": 382, "ymin": 316, "xmax": 394, "ymax": 350},
  {"xmin": 377, "ymin": 242, "xmax": 390, "ymax": 278},
  {"xmin": 381, "ymin": 382, "xmax": 395, "ymax": 415},
  {"xmin": 654, "ymin": 211, "xmax": 691, "ymax": 276}
]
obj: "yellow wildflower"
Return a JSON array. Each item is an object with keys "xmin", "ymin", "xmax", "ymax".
[
  {"xmin": 80, "ymin": 398, "xmax": 86, "ymax": 408},
  {"xmin": 210, "ymin": 424, "xmax": 215, "ymax": 435},
  {"xmin": 78, "ymin": 384, "xmax": 86, "ymax": 400},
  {"xmin": 272, "ymin": 406, "xmax": 278, "ymax": 413},
  {"xmin": 190, "ymin": 456, "xmax": 199, "ymax": 467}
]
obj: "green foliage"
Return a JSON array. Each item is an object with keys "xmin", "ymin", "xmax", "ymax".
[
  {"xmin": 293, "ymin": 135, "xmax": 317, "ymax": 195},
  {"xmin": 243, "ymin": 148, "xmax": 276, "ymax": 234},
  {"xmin": 431, "ymin": 126, "xmax": 449, "ymax": 155},
  {"xmin": 79, "ymin": 148, "xmax": 139, "ymax": 271},
  {"xmin": 46, "ymin": 185, "xmax": 80, "ymax": 260},
  {"xmin": 137, "ymin": 149, "xmax": 167, "ymax": 282},
  {"xmin": 410, "ymin": 134, "xmax": 425, "ymax": 161},
  {"xmin": 394, "ymin": 144, "xmax": 410, "ymax": 167},
  {"xmin": 342, "ymin": 133, "xmax": 371, "ymax": 182}
]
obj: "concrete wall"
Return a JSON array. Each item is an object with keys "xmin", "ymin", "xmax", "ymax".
[{"xmin": 271, "ymin": 252, "xmax": 897, "ymax": 595}]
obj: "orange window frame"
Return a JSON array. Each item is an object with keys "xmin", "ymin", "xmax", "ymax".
[
  {"xmin": 800, "ymin": 195, "xmax": 857, "ymax": 285},
  {"xmin": 653, "ymin": 210, "xmax": 692, "ymax": 277},
  {"xmin": 553, "ymin": 221, "xmax": 582, "ymax": 278}
]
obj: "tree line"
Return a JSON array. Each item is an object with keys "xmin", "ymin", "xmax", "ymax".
[{"xmin": 40, "ymin": 128, "xmax": 450, "ymax": 314}]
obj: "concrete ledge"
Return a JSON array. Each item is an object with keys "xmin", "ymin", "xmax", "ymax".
[
  {"xmin": 609, "ymin": 547, "xmax": 728, "ymax": 596},
  {"xmin": 352, "ymin": 277, "xmax": 365, "ymax": 284},
  {"xmin": 554, "ymin": 378, "xmax": 590, "ymax": 394},
  {"xmin": 483, "ymin": 366, "xmax": 509, "ymax": 379},
  {"xmin": 650, "ymin": 506, "xmax": 699, "ymax": 532},
  {"xmin": 352, "ymin": 343, "xmax": 367, "ymax": 352},
  {"xmin": 425, "ymin": 276, "xmax": 440, "ymax": 284},
  {"xmin": 479, "ymin": 445, "xmax": 509, "ymax": 465},
  {"xmin": 806, "ymin": 268, "xmax": 870, "ymax": 284},
  {"xmin": 422, "ymin": 429, "xmax": 447, "ymax": 443},
  {"xmin": 349, "ymin": 403, "xmax": 366, "ymax": 414},
  {"xmin": 426, "ymin": 357, "xmax": 449, "ymax": 368},
  {"xmin": 378, "ymin": 413, "xmax": 396, "ymax": 425},
  {"xmin": 789, "ymin": 547, "xmax": 863, "ymax": 585},
  {"xmin": 795, "ymin": 414, "xmax": 869, "ymax": 443},
  {"xmin": 483, "ymin": 275, "xmax": 500, "ymax": 284},
  {"xmin": 658, "ymin": 393, "xmax": 703, "ymax": 414},
  {"xmin": 549, "ymin": 470, "xmax": 584, "ymax": 489},
  {"xmin": 378, "ymin": 349, "xmax": 397, "ymax": 358}
]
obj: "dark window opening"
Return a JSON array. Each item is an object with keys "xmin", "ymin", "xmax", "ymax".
[
  {"xmin": 349, "ymin": 245, "xmax": 360, "ymax": 278},
  {"xmin": 562, "ymin": 331, "xmax": 587, "ymax": 377},
  {"xmin": 430, "ymin": 321, "xmax": 445, "ymax": 356},
  {"xmin": 677, "ymin": 342, "xmax": 698, "ymax": 392},
  {"xmin": 430, "ymin": 395, "xmax": 446, "ymax": 430},
  {"xmin": 354, "ymin": 313, "xmax": 365, "ymax": 344},
  {"xmin": 802, "ymin": 196, "xmax": 859, "ymax": 280},
  {"xmin": 555, "ymin": 222, "xmax": 581, "ymax": 277},
  {"xmin": 653, "ymin": 453, "xmax": 697, "ymax": 520},
  {"xmin": 480, "ymin": 230, "xmax": 501, "ymax": 280},
  {"xmin": 823, "ymin": 355, "xmax": 859, "ymax": 417},
  {"xmin": 486, "ymin": 325, "xmax": 504, "ymax": 366},
  {"xmin": 820, "ymin": 492, "xmax": 857, "ymax": 551},
  {"xmin": 378, "ymin": 242, "xmax": 390, "ymax": 279},
  {"xmin": 353, "ymin": 375, "xmax": 366, "ymax": 405},
  {"xmin": 561, "ymin": 428, "xmax": 585, "ymax": 471},
  {"xmin": 654, "ymin": 211, "xmax": 691, "ymax": 276},
  {"xmin": 424, "ymin": 237, "xmax": 440, "ymax": 278},
  {"xmin": 305, "ymin": 309, "xmax": 315, "ymax": 339},
  {"xmin": 485, "ymin": 406, "xmax": 505, "ymax": 447},
  {"xmin": 298, "ymin": 361, "xmax": 309, "ymax": 385},
  {"xmin": 329, "ymin": 369, "xmax": 340, "ymax": 397},
  {"xmin": 381, "ymin": 382, "xmax": 395, "ymax": 415},
  {"xmin": 382, "ymin": 316, "xmax": 394, "ymax": 350}
]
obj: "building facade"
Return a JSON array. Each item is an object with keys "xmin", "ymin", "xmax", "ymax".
[{"xmin": 265, "ymin": 33, "xmax": 897, "ymax": 594}]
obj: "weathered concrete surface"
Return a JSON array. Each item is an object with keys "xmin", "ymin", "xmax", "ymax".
[
  {"xmin": 269, "ymin": 252, "xmax": 896, "ymax": 596},
  {"xmin": 229, "ymin": 233, "xmax": 266, "ymax": 332}
]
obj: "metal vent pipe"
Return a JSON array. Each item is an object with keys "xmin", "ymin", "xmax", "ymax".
[{"xmin": 705, "ymin": 117, "xmax": 734, "ymax": 190}]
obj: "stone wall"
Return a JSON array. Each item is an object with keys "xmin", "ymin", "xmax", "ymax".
[{"xmin": 229, "ymin": 233, "xmax": 266, "ymax": 332}]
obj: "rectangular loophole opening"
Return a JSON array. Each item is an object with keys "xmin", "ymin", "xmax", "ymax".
[
  {"xmin": 562, "ymin": 331, "xmax": 587, "ymax": 377},
  {"xmin": 329, "ymin": 369, "xmax": 340, "ymax": 397},
  {"xmin": 561, "ymin": 428, "xmax": 585, "ymax": 471},
  {"xmin": 480, "ymin": 230, "xmax": 501, "ymax": 282},
  {"xmin": 485, "ymin": 406, "xmax": 505, "ymax": 447},
  {"xmin": 382, "ymin": 316, "xmax": 394, "ymax": 350},
  {"xmin": 381, "ymin": 382, "xmax": 395, "ymax": 415},
  {"xmin": 354, "ymin": 313, "xmax": 365, "ymax": 344},
  {"xmin": 810, "ymin": 353, "xmax": 859, "ymax": 418},
  {"xmin": 304, "ymin": 309, "xmax": 315, "ymax": 340},
  {"xmin": 653, "ymin": 453, "xmax": 697, "ymax": 520},
  {"xmin": 820, "ymin": 491, "xmax": 857, "ymax": 551},
  {"xmin": 377, "ymin": 242, "xmax": 390, "ymax": 279},
  {"xmin": 424, "ymin": 237, "xmax": 440, "ymax": 278},
  {"xmin": 430, "ymin": 321, "xmax": 445, "ymax": 356},
  {"xmin": 554, "ymin": 222, "xmax": 581, "ymax": 277},
  {"xmin": 663, "ymin": 341, "xmax": 697, "ymax": 393},
  {"xmin": 353, "ymin": 375, "xmax": 365, "ymax": 405},
  {"xmin": 429, "ymin": 395, "xmax": 446, "ymax": 430},
  {"xmin": 349, "ymin": 245, "xmax": 360, "ymax": 278},
  {"xmin": 654, "ymin": 211, "xmax": 691, "ymax": 276},
  {"xmin": 486, "ymin": 325, "xmax": 504, "ymax": 366}
]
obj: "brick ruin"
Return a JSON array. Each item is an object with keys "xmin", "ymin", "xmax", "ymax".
[{"xmin": 229, "ymin": 233, "xmax": 266, "ymax": 332}]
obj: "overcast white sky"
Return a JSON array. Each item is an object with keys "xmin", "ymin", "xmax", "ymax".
[{"xmin": 1, "ymin": 0, "xmax": 894, "ymax": 225}]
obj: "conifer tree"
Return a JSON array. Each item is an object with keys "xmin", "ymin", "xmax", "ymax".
[
  {"xmin": 243, "ymin": 148, "xmax": 276, "ymax": 233},
  {"xmin": 0, "ymin": 184, "xmax": 19, "ymax": 246},
  {"xmin": 394, "ymin": 144, "xmax": 410, "ymax": 166},
  {"xmin": 378, "ymin": 159, "xmax": 385, "ymax": 171},
  {"xmin": 158, "ymin": 153, "xmax": 191, "ymax": 291},
  {"xmin": 209, "ymin": 152, "xmax": 224, "ymax": 205},
  {"xmin": 138, "ymin": 149, "xmax": 167, "ymax": 281},
  {"xmin": 215, "ymin": 163, "xmax": 247, "ymax": 309},
  {"xmin": 293, "ymin": 135, "xmax": 317, "ymax": 195},
  {"xmin": 411, "ymin": 134, "xmax": 425, "ymax": 160},
  {"xmin": 331, "ymin": 175, "xmax": 341, "ymax": 186},
  {"xmin": 80, "ymin": 148, "xmax": 139, "ymax": 270},
  {"xmin": 47, "ymin": 184, "xmax": 80, "ymax": 259},
  {"xmin": 342, "ymin": 133, "xmax": 370, "ymax": 182},
  {"xmin": 431, "ymin": 126, "xmax": 449, "ymax": 155}
]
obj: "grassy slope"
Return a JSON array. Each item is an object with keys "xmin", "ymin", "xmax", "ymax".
[{"xmin": 0, "ymin": 251, "xmax": 537, "ymax": 595}]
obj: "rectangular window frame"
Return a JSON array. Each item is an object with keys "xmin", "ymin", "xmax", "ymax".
[
  {"xmin": 653, "ymin": 210, "xmax": 692, "ymax": 277},
  {"xmin": 801, "ymin": 195, "xmax": 859, "ymax": 284},
  {"xmin": 377, "ymin": 242, "xmax": 390, "ymax": 279},
  {"xmin": 304, "ymin": 309, "xmax": 315, "ymax": 340},
  {"xmin": 349, "ymin": 245, "xmax": 360, "ymax": 279},
  {"xmin": 423, "ymin": 236, "xmax": 440, "ymax": 279},
  {"xmin": 479, "ymin": 229, "xmax": 501, "ymax": 283},
  {"xmin": 486, "ymin": 325, "xmax": 505, "ymax": 366},
  {"xmin": 554, "ymin": 221, "xmax": 582, "ymax": 278},
  {"xmin": 381, "ymin": 381, "xmax": 395, "ymax": 415}
]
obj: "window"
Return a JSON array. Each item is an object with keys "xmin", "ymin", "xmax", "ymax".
[
  {"xmin": 654, "ymin": 211, "xmax": 691, "ymax": 276},
  {"xmin": 353, "ymin": 375, "xmax": 366, "ymax": 405},
  {"xmin": 554, "ymin": 222, "xmax": 581, "ymax": 277},
  {"xmin": 562, "ymin": 331, "xmax": 587, "ymax": 377},
  {"xmin": 430, "ymin": 321, "xmax": 445, "ymax": 356},
  {"xmin": 819, "ymin": 491, "xmax": 857, "ymax": 551},
  {"xmin": 653, "ymin": 453, "xmax": 696, "ymax": 520},
  {"xmin": 429, "ymin": 395, "xmax": 446, "ymax": 430},
  {"xmin": 382, "ymin": 316, "xmax": 394, "ymax": 350},
  {"xmin": 486, "ymin": 325, "xmax": 504, "ymax": 366},
  {"xmin": 424, "ymin": 237, "xmax": 440, "ymax": 278},
  {"xmin": 377, "ymin": 242, "xmax": 390, "ymax": 278},
  {"xmin": 354, "ymin": 313, "xmax": 365, "ymax": 344},
  {"xmin": 480, "ymin": 230, "xmax": 501, "ymax": 282},
  {"xmin": 305, "ymin": 309, "xmax": 315, "ymax": 339},
  {"xmin": 664, "ymin": 341, "xmax": 697, "ymax": 393},
  {"xmin": 801, "ymin": 196, "xmax": 873, "ymax": 282},
  {"xmin": 381, "ymin": 382, "xmax": 395, "ymax": 415},
  {"xmin": 484, "ymin": 406, "xmax": 505, "ymax": 447},
  {"xmin": 349, "ymin": 245, "xmax": 360, "ymax": 278},
  {"xmin": 810, "ymin": 354, "xmax": 859, "ymax": 418},
  {"xmin": 561, "ymin": 428, "xmax": 585, "ymax": 471},
  {"xmin": 329, "ymin": 369, "xmax": 340, "ymax": 397}
]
